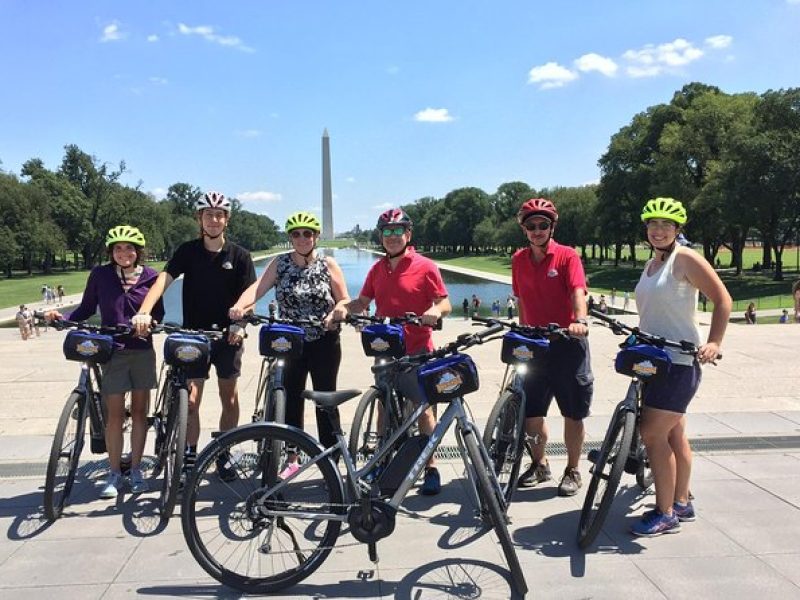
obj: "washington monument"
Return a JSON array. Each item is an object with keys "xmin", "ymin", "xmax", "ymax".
[{"xmin": 321, "ymin": 128, "xmax": 333, "ymax": 240}]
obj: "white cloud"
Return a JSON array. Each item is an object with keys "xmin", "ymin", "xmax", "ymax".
[
  {"xmin": 150, "ymin": 187, "xmax": 167, "ymax": 198},
  {"xmin": 177, "ymin": 23, "xmax": 254, "ymax": 53},
  {"xmin": 149, "ymin": 77, "xmax": 168, "ymax": 85},
  {"xmin": 238, "ymin": 191, "xmax": 281, "ymax": 203},
  {"xmin": 147, "ymin": 34, "xmax": 159, "ymax": 43},
  {"xmin": 574, "ymin": 53, "xmax": 618, "ymax": 77},
  {"xmin": 413, "ymin": 108, "xmax": 454, "ymax": 122},
  {"xmin": 705, "ymin": 34, "xmax": 733, "ymax": 49},
  {"xmin": 100, "ymin": 22, "xmax": 126, "ymax": 43},
  {"xmin": 346, "ymin": 177, "xmax": 356, "ymax": 183},
  {"xmin": 623, "ymin": 38, "xmax": 704, "ymax": 78},
  {"xmin": 527, "ymin": 61, "xmax": 578, "ymax": 89},
  {"xmin": 235, "ymin": 129, "xmax": 263, "ymax": 138}
]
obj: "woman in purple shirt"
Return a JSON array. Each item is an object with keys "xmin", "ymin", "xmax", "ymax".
[{"xmin": 46, "ymin": 226, "xmax": 164, "ymax": 500}]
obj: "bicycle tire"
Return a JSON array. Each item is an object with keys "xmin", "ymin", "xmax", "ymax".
[
  {"xmin": 150, "ymin": 379, "xmax": 170, "ymax": 478},
  {"xmin": 577, "ymin": 408, "xmax": 635, "ymax": 549},
  {"xmin": 482, "ymin": 390, "xmax": 525, "ymax": 507},
  {"xmin": 159, "ymin": 387, "xmax": 187, "ymax": 521},
  {"xmin": 634, "ymin": 440, "xmax": 654, "ymax": 490},
  {"xmin": 462, "ymin": 428, "xmax": 528, "ymax": 597},
  {"xmin": 44, "ymin": 392, "xmax": 87, "ymax": 521},
  {"xmin": 348, "ymin": 387, "xmax": 389, "ymax": 471},
  {"xmin": 181, "ymin": 422, "xmax": 343, "ymax": 594},
  {"xmin": 262, "ymin": 387, "xmax": 287, "ymax": 483}
]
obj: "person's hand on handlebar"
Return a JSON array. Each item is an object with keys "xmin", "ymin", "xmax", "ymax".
[
  {"xmin": 43, "ymin": 310, "xmax": 62, "ymax": 322},
  {"xmin": 323, "ymin": 305, "xmax": 348, "ymax": 330},
  {"xmin": 228, "ymin": 305, "xmax": 247, "ymax": 322},
  {"xmin": 131, "ymin": 313, "xmax": 154, "ymax": 337},
  {"xmin": 420, "ymin": 307, "xmax": 442, "ymax": 327},
  {"xmin": 567, "ymin": 319, "xmax": 589, "ymax": 338},
  {"xmin": 697, "ymin": 341, "xmax": 721, "ymax": 364}
]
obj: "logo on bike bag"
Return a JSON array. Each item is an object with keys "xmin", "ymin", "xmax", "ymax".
[
  {"xmin": 75, "ymin": 340, "xmax": 100, "ymax": 357},
  {"xmin": 271, "ymin": 336, "xmax": 293, "ymax": 353},
  {"xmin": 435, "ymin": 369, "xmax": 463, "ymax": 394},
  {"xmin": 511, "ymin": 344, "xmax": 534, "ymax": 361},
  {"xmin": 632, "ymin": 360, "xmax": 658, "ymax": 378},
  {"xmin": 369, "ymin": 337, "xmax": 390, "ymax": 352},
  {"xmin": 175, "ymin": 345, "xmax": 203, "ymax": 362}
]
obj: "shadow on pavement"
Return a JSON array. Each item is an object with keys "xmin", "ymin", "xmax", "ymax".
[{"xmin": 393, "ymin": 557, "xmax": 521, "ymax": 599}]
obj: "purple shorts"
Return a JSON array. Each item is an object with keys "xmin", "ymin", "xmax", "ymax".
[{"xmin": 642, "ymin": 362, "xmax": 702, "ymax": 414}]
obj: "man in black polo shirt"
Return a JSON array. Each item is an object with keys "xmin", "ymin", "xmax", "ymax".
[{"xmin": 133, "ymin": 191, "xmax": 256, "ymax": 480}]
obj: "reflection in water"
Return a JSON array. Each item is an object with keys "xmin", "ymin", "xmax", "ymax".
[{"xmin": 163, "ymin": 248, "xmax": 511, "ymax": 323}]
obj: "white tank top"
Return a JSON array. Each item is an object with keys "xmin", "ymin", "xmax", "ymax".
[{"xmin": 634, "ymin": 247, "xmax": 701, "ymax": 366}]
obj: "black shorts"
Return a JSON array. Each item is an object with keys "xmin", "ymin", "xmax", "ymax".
[
  {"xmin": 185, "ymin": 338, "xmax": 244, "ymax": 380},
  {"xmin": 643, "ymin": 362, "xmax": 702, "ymax": 414},
  {"xmin": 522, "ymin": 336, "xmax": 593, "ymax": 420}
]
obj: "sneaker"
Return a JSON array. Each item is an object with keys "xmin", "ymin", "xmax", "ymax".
[
  {"xmin": 518, "ymin": 460, "xmax": 552, "ymax": 488},
  {"xmin": 557, "ymin": 467, "xmax": 582, "ymax": 497},
  {"xmin": 99, "ymin": 472, "xmax": 123, "ymax": 499},
  {"xmin": 631, "ymin": 510, "xmax": 681, "ymax": 537},
  {"xmin": 421, "ymin": 467, "xmax": 441, "ymax": 496},
  {"xmin": 216, "ymin": 452, "xmax": 238, "ymax": 483},
  {"xmin": 643, "ymin": 501, "xmax": 696, "ymax": 523},
  {"xmin": 129, "ymin": 468, "xmax": 149, "ymax": 494},
  {"xmin": 279, "ymin": 461, "xmax": 301, "ymax": 480},
  {"xmin": 363, "ymin": 464, "xmax": 384, "ymax": 483}
]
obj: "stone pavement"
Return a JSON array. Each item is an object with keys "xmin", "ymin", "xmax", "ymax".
[{"xmin": 0, "ymin": 318, "xmax": 799, "ymax": 598}]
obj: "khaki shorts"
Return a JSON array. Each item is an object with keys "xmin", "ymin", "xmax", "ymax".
[{"xmin": 101, "ymin": 348, "xmax": 157, "ymax": 395}]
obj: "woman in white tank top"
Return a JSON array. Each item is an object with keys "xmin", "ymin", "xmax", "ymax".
[{"xmin": 630, "ymin": 198, "xmax": 732, "ymax": 538}]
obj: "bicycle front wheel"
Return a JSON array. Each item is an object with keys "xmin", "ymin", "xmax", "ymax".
[
  {"xmin": 262, "ymin": 388, "xmax": 287, "ymax": 483},
  {"xmin": 159, "ymin": 386, "xmax": 188, "ymax": 521},
  {"xmin": 577, "ymin": 409, "xmax": 635, "ymax": 549},
  {"xmin": 44, "ymin": 392, "xmax": 87, "ymax": 521},
  {"xmin": 348, "ymin": 387, "xmax": 388, "ymax": 471},
  {"xmin": 181, "ymin": 423, "xmax": 344, "ymax": 594},
  {"xmin": 483, "ymin": 390, "xmax": 526, "ymax": 507},
  {"xmin": 463, "ymin": 429, "xmax": 528, "ymax": 597}
]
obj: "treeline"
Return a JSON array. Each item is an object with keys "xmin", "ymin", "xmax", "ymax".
[
  {"xmin": 0, "ymin": 145, "xmax": 281, "ymax": 277},
  {"xmin": 388, "ymin": 83, "xmax": 799, "ymax": 281}
]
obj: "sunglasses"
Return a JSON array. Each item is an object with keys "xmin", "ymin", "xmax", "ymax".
[
  {"xmin": 381, "ymin": 226, "xmax": 407, "ymax": 237},
  {"xmin": 523, "ymin": 221, "xmax": 552, "ymax": 231},
  {"xmin": 290, "ymin": 229, "xmax": 315, "ymax": 239}
]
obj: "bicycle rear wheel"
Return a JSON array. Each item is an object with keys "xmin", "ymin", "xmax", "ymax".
[
  {"xmin": 181, "ymin": 423, "xmax": 343, "ymax": 594},
  {"xmin": 577, "ymin": 408, "xmax": 635, "ymax": 549},
  {"xmin": 44, "ymin": 392, "xmax": 87, "ymax": 521},
  {"xmin": 348, "ymin": 387, "xmax": 389, "ymax": 471},
  {"xmin": 262, "ymin": 388, "xmax": 286, "ymax": 483},
  {"xmin": 462, "ymin": 428, "xmax": 528, "ymax": 597},
  {"xmin": 159, "ymin": 387, "xmax": 187, "ymax": 521},
  {"xmin": 483, "ymin": 390, "xmax": 525, "ymax": 507}
]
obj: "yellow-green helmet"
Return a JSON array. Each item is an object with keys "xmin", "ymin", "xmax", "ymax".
[
  {"xmin": 285, "ymin": 211, "xmax": 321, "ymax": 233},
  {"xmin": 105, "ymin": 225, "xmax": 146, "ymax": 248},
  {"xmin": 641, "ymin": 197, "xmax": 687, "ymax": 225}
]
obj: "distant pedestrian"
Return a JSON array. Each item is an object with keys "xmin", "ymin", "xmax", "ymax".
[
  {"xmin": 623, "ymin": 291, "xmax": 630, "ymax": 312},
  {"xmin": 793, "ymin": 280, "xmax": 800, "ymax": 323},
  {"xmin": 699, "ymin": 291, "xmax": 708, "ymax": 312},
  {"xmin": 15, "ymin": 305, "xmax": 30, "ymax": 340},
  {"xmin": 41, "ymin": 285, "xmax": 49, "ymax": 304},
  {"xmin": 779, "ymin": 309, "xmax": 789, "ymax": 324},
  {"xmin": 744, "ymin": 302, "xmax": 756, "ymax": 324},
  {"xmin": 56, "ymin": 285, "xmax": 64, "ymax": 305},
  {"xmin": 492, "ymin": 299, "xmax": 501, "ymax": 317},
  {"xmin": 610, "ymin": 287, "xmax": 617, "ymax": 313},
  {"xmin": 598, "ymin": 294, "xmax": 608, "ymax": 314},
  {"xmin": 462, "ymin": 297, "xmax": 469, "ymax": 320},
  {"xmin": 506, "ymin": 296, "xmax": 516, "ymax": 319},
  {"xmin": 268, "ymin": 299, "xmax": 278, "ymax": 318},
  {"xmin": 587, "ymin": 295, "xmax": 595, "ymax": 312},
  {"xmin": 471, "ymin": 294, "xmax": 481, "ymax": 317}
]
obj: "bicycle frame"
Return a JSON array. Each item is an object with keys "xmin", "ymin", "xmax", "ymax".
[{"xmin": 74, "ymin": 362, "xmax": 106, "ymax": 450}]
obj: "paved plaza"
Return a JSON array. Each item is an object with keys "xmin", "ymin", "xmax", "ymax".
[{"xmin": 0, "ymin": 317, "xmax": 799, "ymax": 598}]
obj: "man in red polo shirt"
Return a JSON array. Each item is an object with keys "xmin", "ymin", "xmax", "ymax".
[
  {"xmin": 512, "ymin": 198, "xmax": 593, "ymax": 497},
  {"xmin": 346, "ymin": 208, "xmax": 451, "ymax": 495}
]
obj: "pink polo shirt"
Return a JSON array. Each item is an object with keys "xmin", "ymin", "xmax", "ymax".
[
  {"xmin": 360, "ymin": 247, "xmax": 448, "ymax": 354},
  {"xmin": 511, "ymin": 240, "xmax": 587, "ymax": 328}
]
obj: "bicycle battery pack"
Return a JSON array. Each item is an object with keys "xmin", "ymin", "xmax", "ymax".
[{"xmin": 377, "ymin": 434, "xmax": 428, "ymax": 495}]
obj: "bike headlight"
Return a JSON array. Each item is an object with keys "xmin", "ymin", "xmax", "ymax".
[{"xmin": 516, "ymin": 363, "xmax": 528, "ymax": 375}]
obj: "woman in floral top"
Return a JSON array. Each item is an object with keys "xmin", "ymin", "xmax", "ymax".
[{"xmin": 229, "ymin": 212, "xmax": 349, "ymax": 476}]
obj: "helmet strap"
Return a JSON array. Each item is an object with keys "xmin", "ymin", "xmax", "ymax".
[
  {"xmin": 295, "ymin": 246, "xmax": 316, "ymax": 265},
  {"xmin": 386, "ymin": 242, "xmax": 409, "ymax": 259}
]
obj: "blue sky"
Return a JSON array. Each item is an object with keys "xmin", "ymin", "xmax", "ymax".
[{"xmin": 1, "ymin": 1, "xmax": 799, "ymax": 233}]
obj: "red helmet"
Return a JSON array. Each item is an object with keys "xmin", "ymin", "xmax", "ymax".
[
  {"xmin": 518, "ymin": 198, "xmax": 558, "ymax": 224},
  {"xmin": 376, "ymin": 208, "xmax": 413, "ymax": 230}
]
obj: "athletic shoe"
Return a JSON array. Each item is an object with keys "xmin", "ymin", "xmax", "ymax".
[
  {"xmin": 279, "ymin": 462, "xmax": 301, "ymax": 480},
  {"xmin": 216, "ymin": 452, "xmax": 238, "ymax": 482},
  {"xmin": 631, "ymin": 510, "xmax": 681, "ymax": 537},
  {"xmin": 99, "ymin": 472, "xmax": 123, "ymax": 499},
  {"xmin": 557, "ymin": 467, "xmax": 582, "ymax": 497},
  {"xmin": 421, "ymin": 467, "xmax": 441, "ymax": 495},
  {"xmin": 645, "ymin": 501, "xmax": 696, "ymax": 523},
  {"xmin": 129, "ymin": 468, "xmax": 149, "ymax": 494},
  {"xmin": 518, "ymin": 460, "xmax": 551, "ymax": 488}
]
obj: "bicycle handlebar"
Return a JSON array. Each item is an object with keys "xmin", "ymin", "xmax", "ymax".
[
  {"xmin": 149, "ymin": 323, "xmax": 226, "ymax": 340},
  {"xmin": 471, "ymin": 315, "xmax": 570, "ymax": 340},
  {"xmin": 370, "ymin": 321, "xmax": 504, "ymax": 374},
  {"xmin": 35, "ymin": 313, "xmax": 133, "ymax": 336},
  {"xmin": 344, "ymin": 312, "xmax": 443, "ymax": 330},
  {"xmin": 242, "ymin": 313, "xmax": 323, "ymax": 329},
  {"xmin": 589, "ymin": 309, "xmax": 720, "ymax": 359}
]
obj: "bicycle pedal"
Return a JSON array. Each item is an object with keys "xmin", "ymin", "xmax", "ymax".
[{"xmin": 624, "ymin": 456, "xmax": 640, "ymax": 475}]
